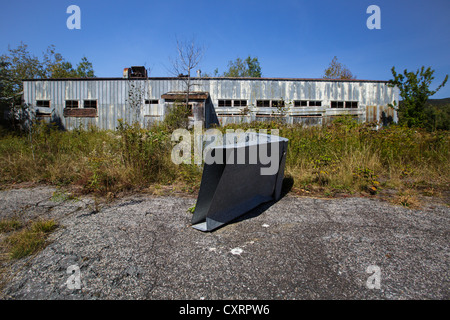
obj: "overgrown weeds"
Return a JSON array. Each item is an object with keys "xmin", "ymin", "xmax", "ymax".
[{"xmin": 0, "ymin": 118, "xmax": 448, "ymax": 200}]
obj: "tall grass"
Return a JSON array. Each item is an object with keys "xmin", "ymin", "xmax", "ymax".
[
  {"xmin": 0, "ymin": 120, "xmax": 202, "ymax": 195},
  {"xmin": 0, "ymin": 118, "xmax": 448, "ymax": 197},
  {"xmin": 223, "ymin": 119, "xmax": 449, "ymax": 195}
]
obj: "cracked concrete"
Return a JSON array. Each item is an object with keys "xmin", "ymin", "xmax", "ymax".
[{"xmin": 0, "ymin": 186, "xmax": 448, "ymax": 300}]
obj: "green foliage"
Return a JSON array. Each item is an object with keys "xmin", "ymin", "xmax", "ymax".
[
  {"xmin": 3, "ymin": 219, "xmax": 57, "ymax": 259},
  {"xmin": 116, "ymin": 119, "xmax": 175, "ymax": 186},
  {"xmin": 162, "ymin": 102, "xmax": 191, "ymax": 130},
  {"xmin": 225, "ymin": 120, "xmax": 449, "ymax": 195},
  {"xmin": 51, "ymin": 189, "xmax": 78, "ymax": 202},
  {"xmin": 0, "ymin": 119, "xmax": 448, "ymax": 198},
  {"xmin": 323, "ymin": 56, "xmax": 355, "ymax": 80},
  {"xmin": 353, "ymin": 167, "xmax": 380, "ymax": 194},
  {"xmin": 0, "ymin": 42, "xmax": 95, "ymax": 118},
  {"xmin": 76, "ymin": 56, "xmax": 95, "ymax": 78},
  {"xmin": 424, "ymin": 103, "xmax": 450, "ymax": 131},
  {"xmin": 187, "ymin": 204, "xmax": 196, "ymax": 214},
  {"xmin": 223, "ymin": 55, "xmax": 262, "ymax": 77},
  {"xmin": 388, "ymin": 66, "xmax": 448, "ymax": 129},
  {"xmin": 42, "ymin": 45, "xmax": 95, "ymax": 79}
]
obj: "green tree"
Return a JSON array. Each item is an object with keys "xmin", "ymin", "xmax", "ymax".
[
  {"xmin": 323, "ymin": 56, "xmax": 355, "ymax": 80},
  {"xmin": 0, "ymin": 43, "xmax": 95, "ymax": 128},
  {"xmin": 223, "ymin": 55, "xmax": 262, "ymax": 77},
  {"xmin": 424, "ymin": 103, "xmax": 450, "ymax": 131},
  {"xmin": 42, "ymin": 45, "xmax": 76, "ymax": 78},
  {"xmin": 388, "ymin": 66, "xmax": 448, "ymax": 128},
  {"xmin": 43, "ymin": 45, "xmax": 95, "ymax": 78},
  {"xmin": 1, "ymin": 43, "xmax": 44, "ymax": 97},
  {"xmin": 0, "ymin": 43, "xmax": 95, "ymax": 99}
]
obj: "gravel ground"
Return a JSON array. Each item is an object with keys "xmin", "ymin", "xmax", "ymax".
[{"xmin": 0, "ymin": 186, "xmax": 448, "ymax": 300}]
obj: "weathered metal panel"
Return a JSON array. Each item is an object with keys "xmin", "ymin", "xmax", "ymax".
[{"xmin": 23, "ymin": 78, "xmax": 399, "ymax": 130}]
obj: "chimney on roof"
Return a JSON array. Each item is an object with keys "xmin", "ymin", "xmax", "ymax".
[{"xmin": 197, "ymin": 70, "xmax": 201, "ymax": 78}]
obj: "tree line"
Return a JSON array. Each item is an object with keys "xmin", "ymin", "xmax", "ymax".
[{"xmin": 1, "ymin": 41, "xmax": 448, "ymax": 131}]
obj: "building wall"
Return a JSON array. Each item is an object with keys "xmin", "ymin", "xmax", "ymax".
[{"xmin": 23, "ymin": 78, "xmax": 399, "ymax": 130}]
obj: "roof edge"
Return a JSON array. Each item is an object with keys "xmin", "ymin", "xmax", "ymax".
[{"xmin": 22, "ymin": 77, "xmax": 390, "ymax": 83}]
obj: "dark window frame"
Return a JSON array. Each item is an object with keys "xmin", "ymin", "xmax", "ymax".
[
  {"xmin": 218, "ymin": 99, "xmax": 232, "ymax": 107},
  {"xmin": 145, "ymin": 99, "xmax": 159, "ymax": 105},
  {"xmin": 294, "ymin": 100, "xmax": 308, "ymax": 107},
  {"xmin": 65, "ymin": 100, "xmax": 79, "ymax": 108},
  {"xmin": 233, "ymin": 100, "xmax": 247, "ymax": 107},
  {"xmin": 345, "ymin": 101, "xmax": 358, "ymax": 108},
  {"xmin": 309, "ymin": 100, "xmax": 322, "ymax": 107},
  {"xmin": 271, "ymin": 100, "xmax": 285, "ymax": 108},
  {"xmin": 83, "ymin": 100, "xmax": 97, "ymax": 109}
]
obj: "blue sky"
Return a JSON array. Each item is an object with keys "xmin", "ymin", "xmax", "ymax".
[{"xmin": 1, "ymin": 0, "xmax": 450, "ymax": 98}]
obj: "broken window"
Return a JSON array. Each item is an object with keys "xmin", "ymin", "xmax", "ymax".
[
  {"xmin": 84, "ymin": 100, "xmax": 97, "ymax": 109},
  {"xmin": 331, "ymin": 101, "xmax": 344, "ymax": 108},
  {"xmin": 233, "ymin": 100, "xmax": 247, "ymax": 107},
  {"xmin": 294, "ymin": 100, "xmax": 308, "ymax": 107},
  {"xmin": 36, "ymin": 100, "xmax": 50, "ymax": 108},
  {"xmin": 218, "ymin": 99, "xmax": 232, "ymax": 107},
  {"xmin": 145, "ymin": 99, "xmax": 159, "ymax": 105},
  {"xmin": 35, "ymin": 100, "xmax": 51, "ymax": 117},
  {"xmin": 256, "ymin": 100, "xmax": 270, "ymax": 107},
  {"xmin": 345, "ymin": 101, "xmax": 358, "ymax": 108},
  {"xmin": 271, "ymin": 100, "xmax": 285, "ymax": 108},
  {"xmin": 309, "ymin": 101, "xmax": 322, "ymax": 107},
  {"xmin": 65, "ymin": 100, "xmax": 79, "ymax": 108}
]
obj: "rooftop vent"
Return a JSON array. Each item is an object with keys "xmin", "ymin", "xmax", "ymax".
[{"xmin": 123, "ymin": 66, "xmax": 148, "ymax": 79}]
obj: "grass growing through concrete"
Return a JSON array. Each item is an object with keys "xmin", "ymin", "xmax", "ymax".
[{"xmin": 0, "ymin": 217, "xmax": 57, "ymax": 295}]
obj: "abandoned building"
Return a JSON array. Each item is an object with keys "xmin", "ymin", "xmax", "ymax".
[{"xmin": 23, "ymin": 67, "xmax": 399, "ymax": 130}]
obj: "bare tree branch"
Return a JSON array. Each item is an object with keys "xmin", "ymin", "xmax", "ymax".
[{"xmin": 169, "ymin": 37, "xmax": 205, "ymax": 107}]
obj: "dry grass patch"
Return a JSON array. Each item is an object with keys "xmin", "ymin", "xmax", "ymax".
[{"xmin": 391, "ymin": 189, "xmax": 422, "ymax": 209}]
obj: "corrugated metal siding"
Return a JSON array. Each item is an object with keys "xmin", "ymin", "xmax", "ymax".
[{"xmin": 23, "ymin": 78, "xmax": 399, "ymax": 130}]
